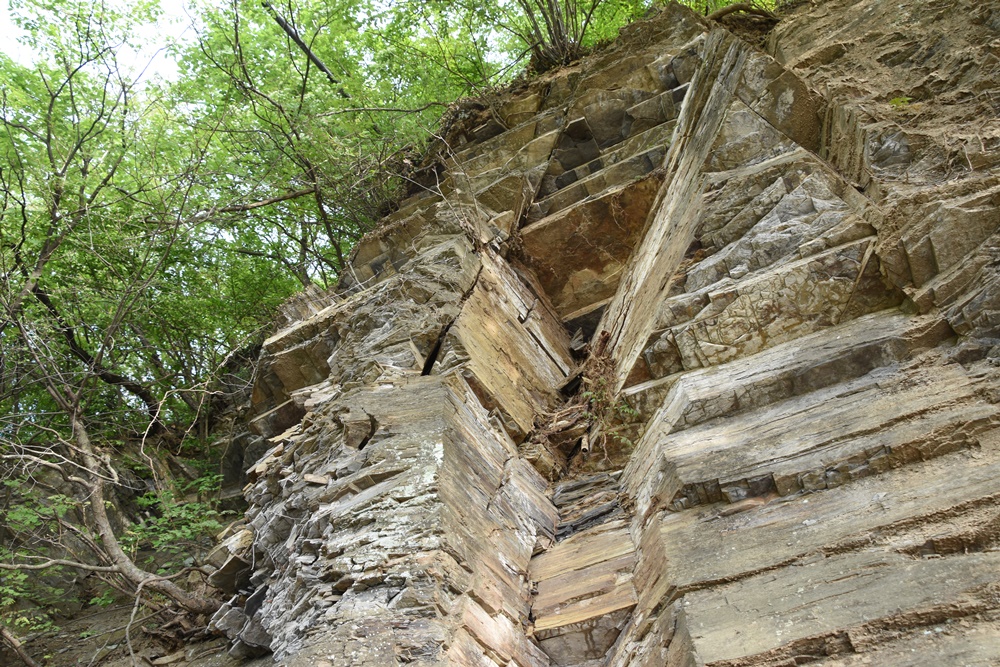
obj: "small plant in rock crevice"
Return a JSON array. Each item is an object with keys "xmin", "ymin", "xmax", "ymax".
[
  {"xmin": 576, "ymin": 333, "xmax": 641, "ymax": 461},
  {"xmin": 581, "ymin": 375, "xmax": 641, "ymax": 456},
  {"xmin": 526, "ymin": 331, "xmax": 641, "ymax": 475}
]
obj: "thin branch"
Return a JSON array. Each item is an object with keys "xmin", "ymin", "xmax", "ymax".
[
  {"xmin": 317, "ymin": 102, "xmax": 449, "ymax": 117},
  {"xmin": 0, "ymin": 453, "xmax": 91, "ymax": 487},
  {"xmin": 0, "ymin": 559, "xmax": 120, "ymax": 573},
  {"xmin": 30, "ymin": 286, "xmax": 163, "ymax": 427},
  {"xmin": 260, "ymin": 1, "xmax": 350, "ymax": 98},
  {"xmin": 217, "ymin": 187, "xmax": 315, "ymax": 212}
]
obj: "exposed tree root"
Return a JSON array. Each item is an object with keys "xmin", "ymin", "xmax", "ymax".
[{"xmin": 707, "ymin": 2, "xmax": 777, "ymax": 21}]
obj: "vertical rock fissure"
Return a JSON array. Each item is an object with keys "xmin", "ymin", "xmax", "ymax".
[
  {"xmin": 421, "ymin": 324, "xmax": 452, "ymax": 375},
  {"xmin": 422, "ymin": 263, "xmax": 484, "ymax": 376}
]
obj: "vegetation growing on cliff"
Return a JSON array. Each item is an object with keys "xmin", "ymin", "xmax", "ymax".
[{"xmin": 0, "ymin": 0, "xmax": 767, "ymax": 661}]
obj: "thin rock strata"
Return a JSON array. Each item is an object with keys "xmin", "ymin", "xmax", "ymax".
[{"xmin": 218, "ymin": 1, "xmax": 1000, "ymax": 665}]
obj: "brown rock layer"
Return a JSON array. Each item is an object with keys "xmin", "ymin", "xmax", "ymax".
[{"xmin": 223, "ymin": 2, "xmax": 1000, "ymax": 665}]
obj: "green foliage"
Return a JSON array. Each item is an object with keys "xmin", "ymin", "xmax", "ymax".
[
  {"xmin": 0, "ymin": 560, "xmax": 61, "ymax": 635},
  {"xmin": 1, "ymin": 481, "xmax": 79, "ymax": 536},
  {"xmin": 0, "ymin": 480, "xmax": 81, "ymax": 630},
  {"xmin": 890, "ymin": 95, "xmax": 913, "ymax": 108},
  {"xmin": 581, "ymin": 375, "xmax": 640, "ymax": 451},
  {"xmin": 181, "ymin": 473, "xmax": 224, "ymax": 495},
  {"xmin": 582, "ymin": 385, "xmax": 638, "ymax": 422},
  {"xmin": 463, "ymin": 0, "xmax": 648, "ymax": 72},
  {"xmin": 2, "ymin": 495, "xmax": 75, "ymax": 534},
  {"xmin": 88, "ymin": 591, "xmax": 116, "ymax": 608},
  {"xmin": 124, "ymin": 480, "xmax": 226, "ymax": 573},
  {"xmin": 0, "ymin": 0, "xmax": 306, "ymax": 453}
]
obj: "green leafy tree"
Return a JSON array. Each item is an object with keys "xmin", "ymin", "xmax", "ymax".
[
  {"xmin": 0, "ymin": 1, "xmax": 236, "ymax": 657},
  {"xmin": 173, "ymin": 0, "xmax": 485, "ymax": 287}
]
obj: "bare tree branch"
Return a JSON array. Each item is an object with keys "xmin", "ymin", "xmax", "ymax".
[
  {"xmin": 317, "ymin": 102, "xmax": 449, "ymax": 117},
  {"xmin": 0, "ymin": 559, "xmax": 120, "ymax": 573},
  {"xmin": 260, "ymin": 1, "xmax": 350, "ymax": 98},
  {"xmin": 218, "ymin": 187, "xmax": 315, "ymax": 212},
  {"xmin": 30, "ymin": 286, "xmax": 163, "ymax": 428}
]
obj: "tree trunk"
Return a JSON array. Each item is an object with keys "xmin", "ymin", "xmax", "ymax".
[
  {"xmin": 71, "ymin": 416, "xmax": 221, "ymax": 615},
  {"xmin": 1, "ymin": 625, "xmax": 42, "ymax": 667}
]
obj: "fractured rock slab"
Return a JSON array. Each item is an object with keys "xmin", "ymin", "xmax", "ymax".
[
  {"xmin": 529, "ymin": 520, "xmax": 637, "ymax": 665},
  {"xmin": 235, "ymin": 1, "xmax": 1000, "ymax": 665}
]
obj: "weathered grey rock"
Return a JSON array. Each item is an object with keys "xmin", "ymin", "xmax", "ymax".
[
  {"xmin": 230, "ymin": 1, "xmax": 1000, "ymax": 665},
  {"xmin": 529, "ymin": 520, "xmax": 636, "ymax": 665},
  {"xmin": 207, "ymin": 554, "xmax": 251, "ymax": 595}
]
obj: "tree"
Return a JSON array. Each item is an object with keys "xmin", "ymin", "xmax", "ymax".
[
  {"xmin": 174, "ymin": 0, "xmax": 483, "ymax": 287},
  {"xmin": 487, "ymin": 0, "xmax": 648, "ymax": 72},
  {"xmin": 0, "ymin": 0, "xmax": 658, "ymax": 661}
]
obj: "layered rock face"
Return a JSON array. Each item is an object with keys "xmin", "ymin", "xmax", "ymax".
[{"xmin": 223, "ymin": 1, "xmax": 1000, "ymax": 665}]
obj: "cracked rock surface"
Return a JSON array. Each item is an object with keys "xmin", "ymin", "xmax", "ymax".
[{"xmin": 224, "ymin": 1, "xmax": 1000, "ymax": 664}]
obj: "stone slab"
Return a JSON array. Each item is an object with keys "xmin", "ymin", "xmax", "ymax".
[
  {"xmin": 682, "ymin": 550, "xmax": 1000, "ymax": 665},
  {"xmin": 521, "ymin": 175, "xmax": 663, "ymax": 318}
]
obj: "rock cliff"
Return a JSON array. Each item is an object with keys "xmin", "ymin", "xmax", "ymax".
[{"xmin": 216, "ymin": 1, "xmax": 1000, "ymax": 664}]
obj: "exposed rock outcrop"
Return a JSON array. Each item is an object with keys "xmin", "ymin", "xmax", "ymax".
[{"xmin": 224, "ymin": 1, "xmax": 1000, "ymax": 664}]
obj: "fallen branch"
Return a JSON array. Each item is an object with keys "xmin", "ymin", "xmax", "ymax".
[
  {"xmin": 1, "ymin": 625, "xmax": 41, "ymax": 667},
  {"xmin": 0, "ymin": 559, "xmax": 120, "ymax": 573}
]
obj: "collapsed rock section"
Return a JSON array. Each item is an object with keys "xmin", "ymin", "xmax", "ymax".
[{"xmin": 225, "ymin": 1, "xmax": 1000, "ymax": 665}]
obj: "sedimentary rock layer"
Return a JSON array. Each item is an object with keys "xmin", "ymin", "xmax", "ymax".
[{"xmin": 222, "ymin": 1, "xmax": 1000, "ymax": 664}]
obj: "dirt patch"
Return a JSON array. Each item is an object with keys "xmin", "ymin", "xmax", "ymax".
[
  {"xmin": 716, "ymin": 12, "xmax": 781, "ymax": 47},
  {"xmin": 2, "ymin": 606, "xmax": 270, "ymax": 667}
]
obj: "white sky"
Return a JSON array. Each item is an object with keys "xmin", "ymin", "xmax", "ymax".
[
  {"xmin": 0, "ymin": 6, "xmax": 31, "ymax": 65},
  {"xmin": 0, "ymin": 0, "xmax": 197, "ymax": 80}
]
